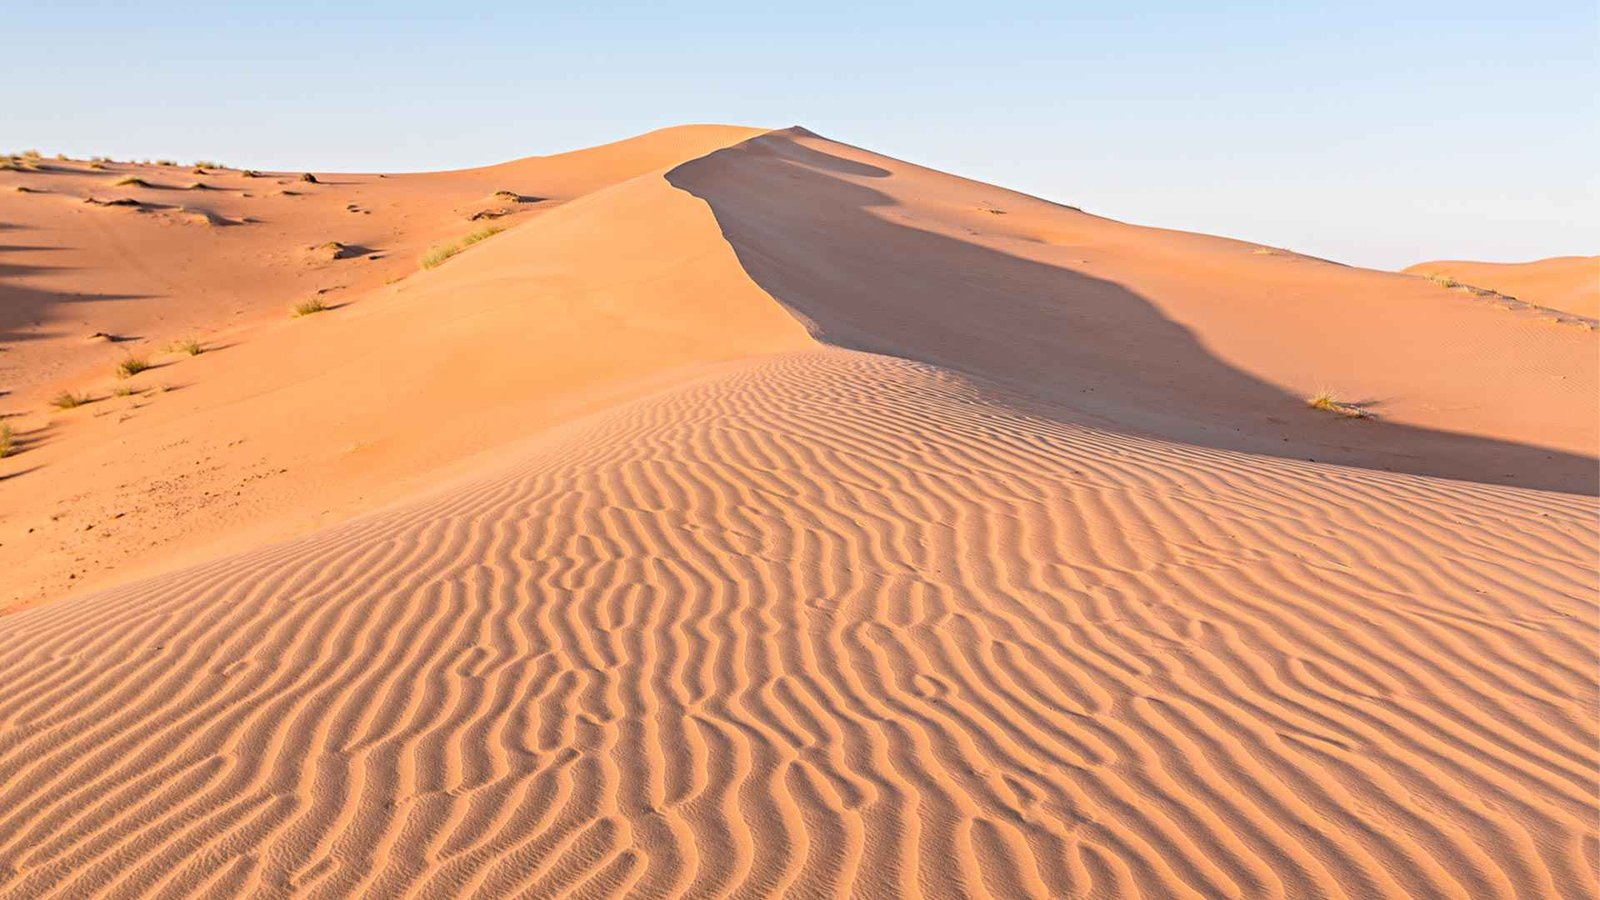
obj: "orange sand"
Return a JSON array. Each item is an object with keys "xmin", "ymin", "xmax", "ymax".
[
  {"xmin": 1403, "ymin": 256, "xmax": 1599, "ymax": 320},
  {"xmin": 0, "ymin": 127, "xmax": 1595, "ymax": 898}
]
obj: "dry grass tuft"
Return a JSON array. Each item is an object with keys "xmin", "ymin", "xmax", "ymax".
[
  {"xmin": 0, "ymin": 421, "xmax": 12, "ymax": 459},
  {"xmin": 421, "ymin": 224, "xmax": 505, "ymax": 269},
  {"xmin": 1307, "ymin": 389, "xmax": 1371, "ymax": 419},
  {"xmin": 170, "ymin": 337, "xmax": 204, "ymax": 356},
  {"xmin": 51, "ymin": 390, "xmax": 91, "ymax": 410},
  {"xmin": 116, "ymin": 355, "xmax": 153, "ymax": 379},
  {"xmin": 420, "ymin": 244, "xmax": 460, "ymax": 269},
  {"xmin": 461, "ymin": 225, "xmax": 503, "ymax": 246},
  {"xmin": 113, "ymin": 175, "xmax": 148, "ymax": 188},
  {"xmin": 292, "ymin": 297, "xmax": 329, "ymax": 317}
]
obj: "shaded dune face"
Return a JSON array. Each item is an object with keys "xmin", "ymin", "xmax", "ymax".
[
  {"xmin": 667, "ymin": 131, "xmax": 1597, "ymax": 494},
  {"xmin": 0, "ymin": 353, "xmax": 1594, "ymax": 899}
]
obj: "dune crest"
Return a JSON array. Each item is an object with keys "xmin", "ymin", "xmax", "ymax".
[{"xmin": 1403, "ymin": 256, "xmax": 1599, "ymax": 320}]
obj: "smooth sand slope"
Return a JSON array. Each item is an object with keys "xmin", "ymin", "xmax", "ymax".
[
  {"xmin": 1403, "ymin": 256, "xmax": 1599, "ymax": 320},
  {"xmin": 0, "ymin": 128, "xmax": 1595, "ymax": 898}
]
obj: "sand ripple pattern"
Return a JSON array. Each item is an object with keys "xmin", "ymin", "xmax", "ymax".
[{"xmin": 0, "ymin": 350, "xmax": 1594, "ymax": 899}]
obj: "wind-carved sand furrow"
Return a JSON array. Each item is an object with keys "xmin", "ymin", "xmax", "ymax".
[
  {"xmin": 0, "ymin": 530, "xmax": 414, "ymax": 882},
  {"xmin": 0, "ymin": 348, "xmax": 1594, "ymax": 899},
  {"xmin": 1215, "ymin": 558, "xmax": 1600, "ymax": 811}
]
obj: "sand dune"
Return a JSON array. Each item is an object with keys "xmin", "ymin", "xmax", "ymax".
[
  {"xmin": 0, "ymin": 126, "xmax": 1595, "ymax": 898},
  {"xmin": 0, "ymin": 352, "xmax": 1594, "ymax": 897},
  {"xmin": 0, "ymin": 125, "xmax": 764, "ymax": 405},
  {"xmin": 1403, "ymin": 256, "xmax": 1599, "ymax": 320}
]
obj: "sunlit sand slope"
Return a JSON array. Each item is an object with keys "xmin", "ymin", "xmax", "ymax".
[
  {"xmin": 0, "ymin": 351, "xmax": 1592, "ymax": 899},
  {"xmin": 1404, "ymin": 256, "xmax": 1599, "ymax": 320}
]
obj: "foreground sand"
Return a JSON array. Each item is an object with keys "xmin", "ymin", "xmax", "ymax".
[{"xmin": 0, "ymin": 128, "xmax": 1595, "ymax": 897}]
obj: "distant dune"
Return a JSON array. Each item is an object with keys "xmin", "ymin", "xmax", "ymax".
[
  {"xmin": 1404, "ymin": 255, "xmax": 1599, "ymax": 320},
  {"xmin": 0, "ymin": 127, "xmax": 1594, "ymax": 898}
]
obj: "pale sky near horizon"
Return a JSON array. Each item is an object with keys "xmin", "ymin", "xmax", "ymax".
[{"xmin": 4, "ymin": 1, "xmax": 1594, "ymax": 270}]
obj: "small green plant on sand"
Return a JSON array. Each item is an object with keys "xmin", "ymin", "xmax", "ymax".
[{"xmin": 116, "ymin": 355, "xmax": 152, "ymax": 379}]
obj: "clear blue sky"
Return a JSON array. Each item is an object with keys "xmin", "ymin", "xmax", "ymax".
[{"xmin": 4, "ymin": 1, "xmax": 1594, "ymax": 269}]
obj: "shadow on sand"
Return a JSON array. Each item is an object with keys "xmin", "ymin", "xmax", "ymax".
[{"xmin": 668, "ymin": 131, "xmax": 1596, "ymax": 495}]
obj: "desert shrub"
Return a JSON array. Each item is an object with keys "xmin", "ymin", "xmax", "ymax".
[
  {"xmin": 51, "ymin": 390, "xmax": 91, "ymax": 409},
  {"xmin": 116, "ymin": 355, "xmax": 152, "ymax": 379}
]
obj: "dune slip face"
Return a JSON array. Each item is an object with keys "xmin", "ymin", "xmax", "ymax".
[{"xmin": 0, "ymin": 351, "xmax": 1595, "ymax": 899}]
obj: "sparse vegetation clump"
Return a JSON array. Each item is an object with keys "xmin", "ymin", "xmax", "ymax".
[
  {"xmin": 292, "ymin": 297, "xmax": 329, "ymax": 317},
  {"xmin": 421, "ymin": 224, "xmax": 506, "ymax": 270},
  {"xmin": 300, "ymin": 172, "xmax": 319, "ymax": 184},
  {"xmin": 171, "ymin": 337, "xmax": 204, "ymax": 356},
  {"xmin": 1307, "ymin": 389, "xmax": 1371, "ymax": 419},
  {"xmin": 51, "ymin": 390, "xmax": 91, "ymax": 410},
  {"xmin": 0, "ymin": 421, "xmax": 12, "ymax": 458},
  {"xmin": 420, "ymin": 244, "xmax": 461, "ymax": 269},
  {"xmin": 241, "ymin": 169, "xmax": 263, "ymax": 178},
  {"xmin": 462, "ymin": 224, "xmax": 503, "ymax": 245},
  {"xmin": 116, "ymin": 355, "xmax": 153, "ymax": 379},
  {"xmin": 156, "ymin": 158, "xmax": 178, "ymax": 167},
  {"xmin": 113, "ymin": 175, "xmax": 148, "ymax": 187},
  {"xmin": 194, "ymin": 160, "xmax": 224, "ymax": 169}
]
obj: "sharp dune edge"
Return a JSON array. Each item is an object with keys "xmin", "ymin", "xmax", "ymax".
[
  {"xmin": 0, "ymin": 127, "xmax": 1595, "ymax": 898},
  {"xmin": 1402, "ymin": 256, "xmax": 1600, "ymax": 321}
]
